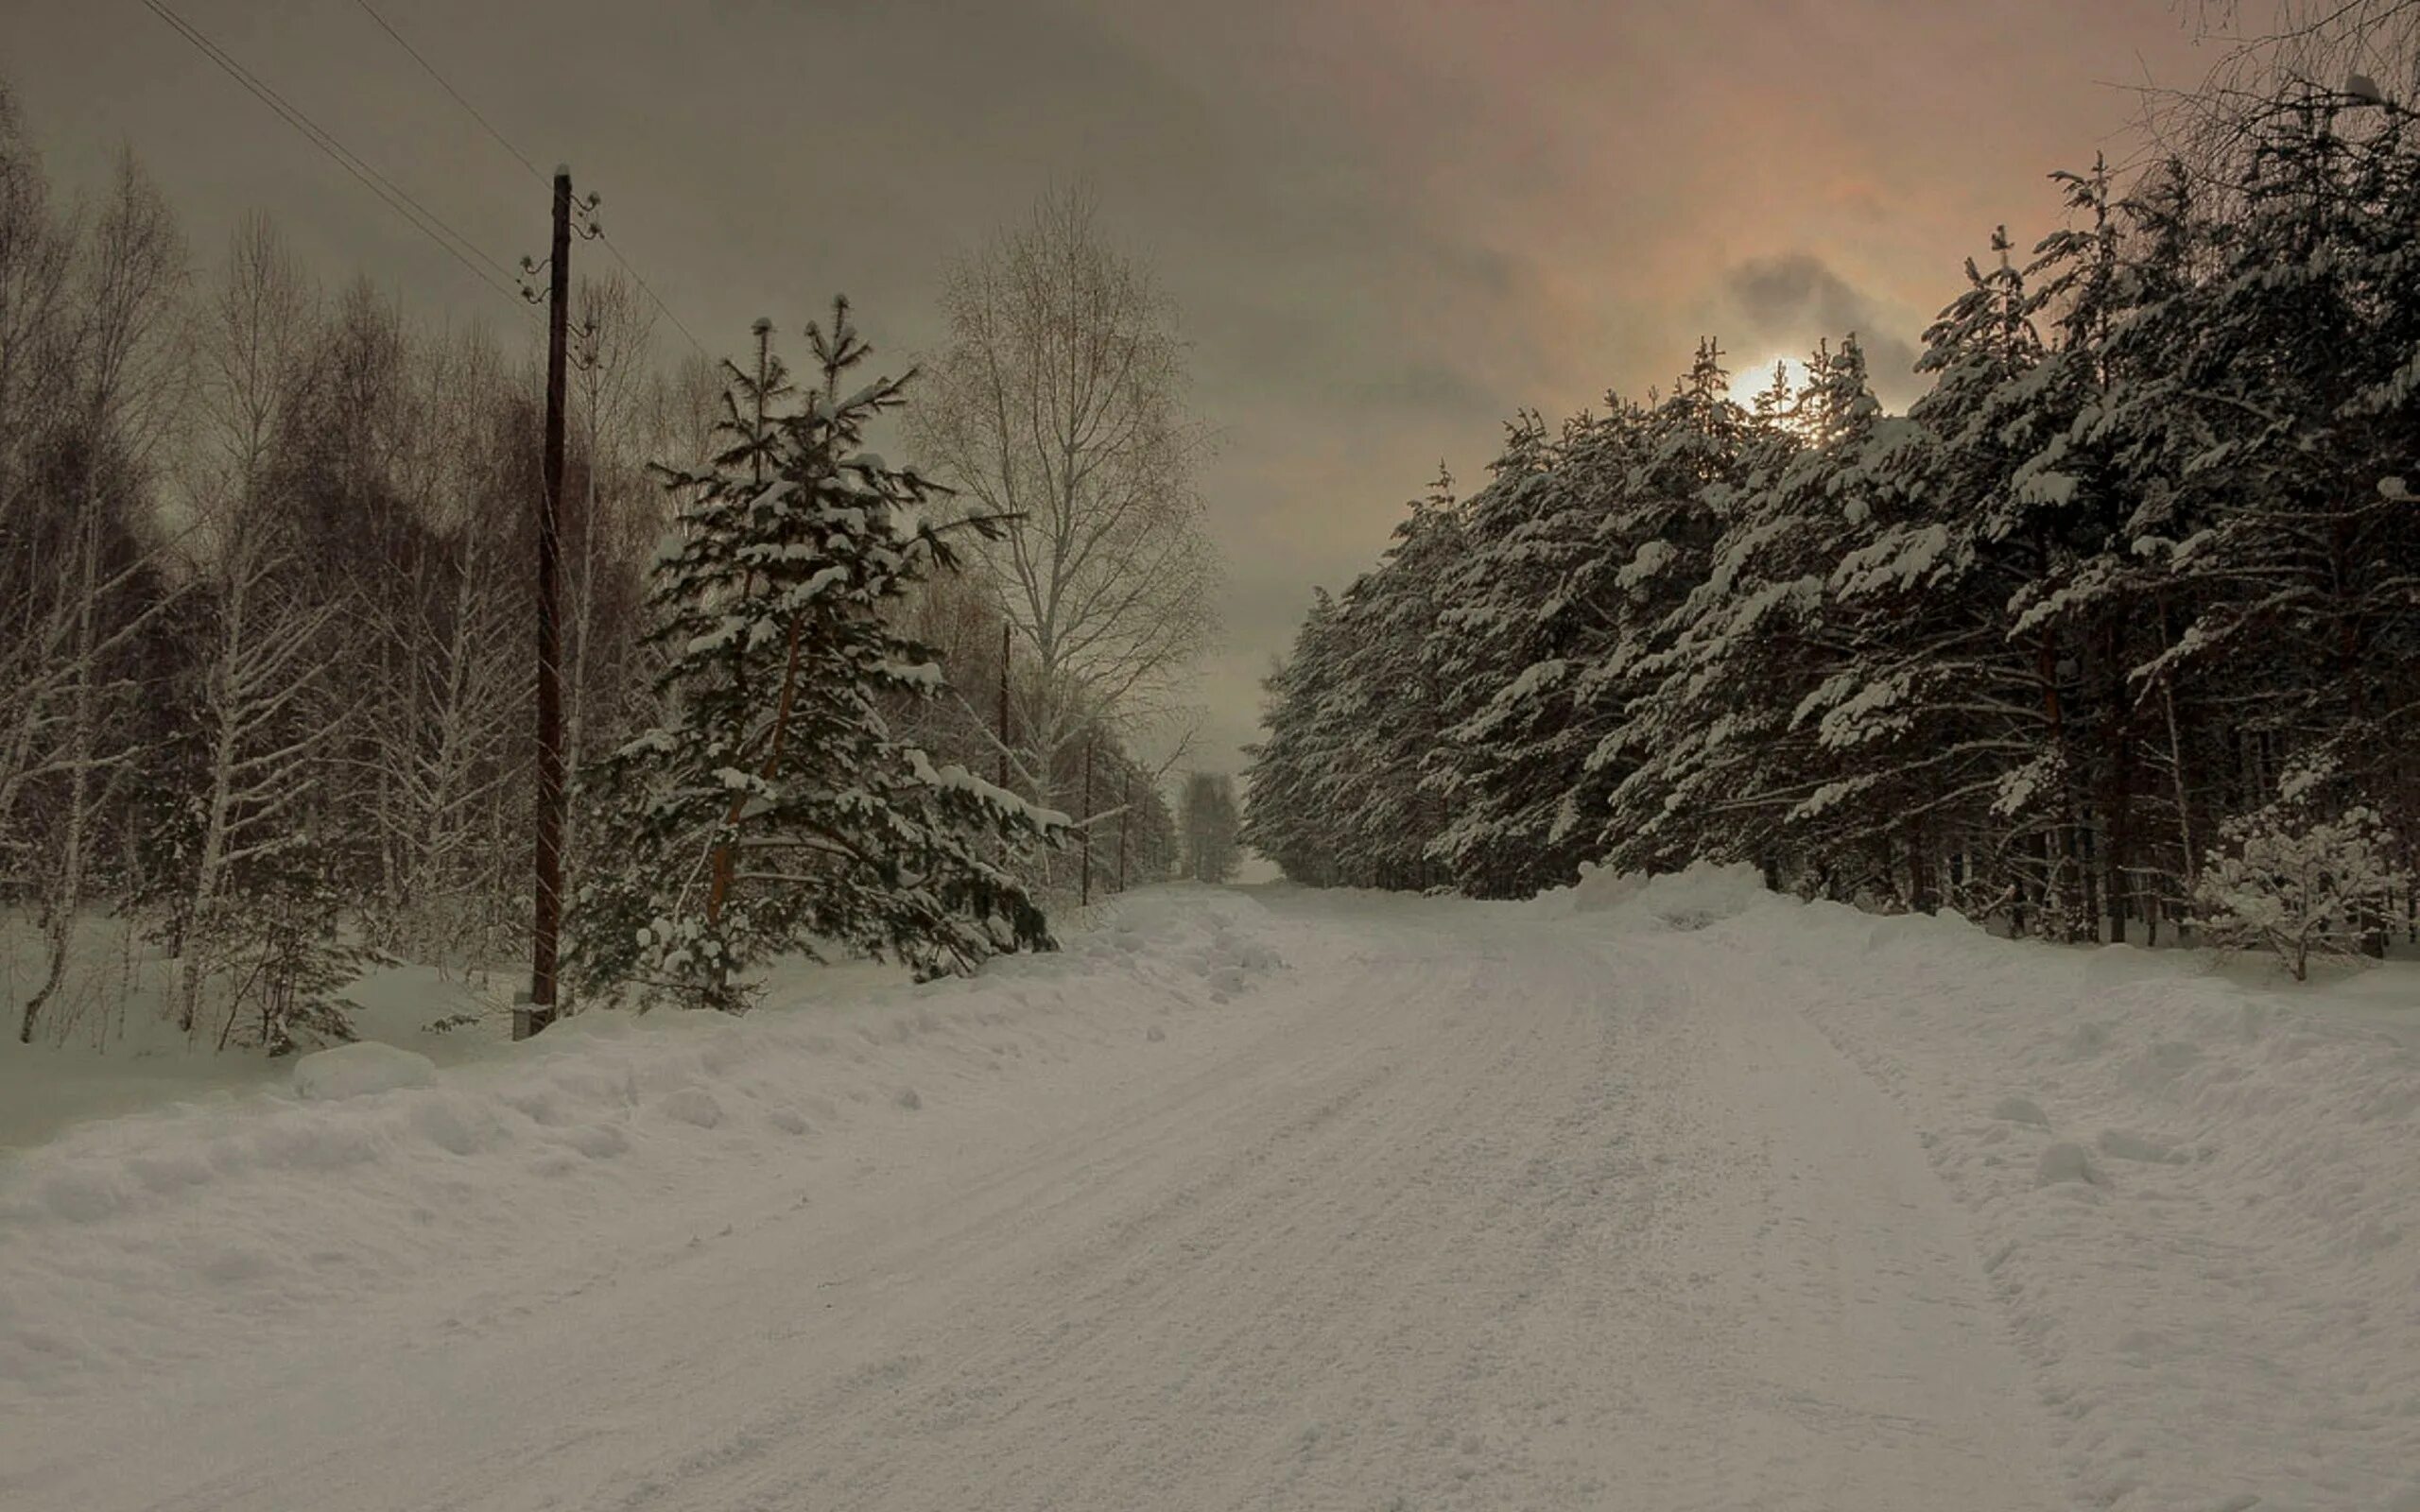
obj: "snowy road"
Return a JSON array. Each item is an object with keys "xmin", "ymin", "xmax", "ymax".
[{"xmin": 3, "ymin": 886, "xmax": 2069, "ymax": 1511}]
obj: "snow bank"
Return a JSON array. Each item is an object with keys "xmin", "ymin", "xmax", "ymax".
[
  {"xmin": 1664, "ymin": 885, "xmax": 2420, "ymax": 1512},
  {"xmin": 291, "ymin": 1043, "xmax": 437, "ymax": 1101},
  {"xmin": 1524, "ymin": 858, "xmax": 1767, "ymax": 931},
  {"xmin": 0, "ymin": 888, "xmax": 1292, "ymax": 1406},
  {"xmin": 0, "ymin": 925, "xmax": 528, "ymax": 1152}
]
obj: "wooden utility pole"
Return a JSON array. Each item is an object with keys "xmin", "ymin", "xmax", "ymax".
[
  {"xmin": 1080, "ymin": 736, "xmax": 1094, "ymax": 905},
  {"xmin": 1118, "ymin": 775, "xmax": 1131, "ymax": 892},
  {"xmin": 518, "ymin": 168, "xmax": 573, "ymax": 1041}
]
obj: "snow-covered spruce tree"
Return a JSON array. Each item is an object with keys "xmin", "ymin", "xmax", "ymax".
[
  {"xmin": 1241, "ymin": 589, "xmax": 1345, "ymax": 885},
  {"xmin": 2151, "ymin": 95, "xmax": 2420, "ymax": 858},
  {"xmin": 1565, "ymin": 341, "xmax": 1756, "ymax": 868},
  {"xmin": 569, "ymin": 301, "xmax": 1063, "ymax": 1011},
  {"xmin": 1424, "ymin": 407, "xmax": 1635, "ymax": 897},
  {"xmin": 1776, "ymin": 231, "xmax": 2063, "ymax": 923},
  {"xmin": 1259, "ymin": 467, "xmax": 1459, "ymax": 891},
  {"xmin": 2004, "ymin": 158, "xmax": 2187, "ymax": 942},
  {"xmin": 1601, "ymin": 336, "xmax": 1882, "ymax": 885}
]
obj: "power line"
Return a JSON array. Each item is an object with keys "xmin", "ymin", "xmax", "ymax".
[
  {"xmin": 342, "ymin": 0, "xmax": 716, "ymax": 361},
  {"xmin": 596, "ymin": 230, "xmax": 713, "ymax": 359},
  {"xmin": 350, "ymin": 0, "xmax": 546, "ymax": 186},
  {"xmin": 139, "ymin": 0, "xmax": 527, "ymax": 310}
]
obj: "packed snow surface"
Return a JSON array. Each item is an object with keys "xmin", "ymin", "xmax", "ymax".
[{"xmin": 4, "ymin": 877, "xmax": 2418, "ymax": 1510}]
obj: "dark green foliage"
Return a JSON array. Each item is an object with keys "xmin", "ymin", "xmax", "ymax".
[
  {"xmin": 569, "ymin": 301, "xmax": 1063, "ymax": 1010},
  {"xmin": 1249, "ymin": 88, "xmax": 2420, "ymax": 949}
]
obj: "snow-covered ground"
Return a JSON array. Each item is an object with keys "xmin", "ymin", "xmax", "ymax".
[
  {"xmin": 0, "ymin": 916, "xmax": 914, "ymax": 1151},
  {"xmin": 0, "ymin": 914, "xmax": 514, "ymax": 1151},
  {"xmin": 2, "ymin": 877, "xmax": 2416, "ymax": 1510}
]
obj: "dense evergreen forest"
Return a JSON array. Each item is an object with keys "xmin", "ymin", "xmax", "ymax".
[{"xmin": 1246, "ymin": 81, "xmax": 2420, "ymax": 965}]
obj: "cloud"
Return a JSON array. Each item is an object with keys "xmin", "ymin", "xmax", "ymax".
[
  {"xmin": 1345, "ymin": 362, "xmax": 1499, "ymax": 415},
  {"xmin": 1716, "ymin": 252, "xmax": 1925, "ymax": 403},
  {"xmin": 6, "ymin": 0, "xmax": 2210, "ymax": 785}
]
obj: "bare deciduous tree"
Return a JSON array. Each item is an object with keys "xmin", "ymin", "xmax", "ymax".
[
  {"xmin": 0, "ymin": 82, "xmax": 81, "ymax": 860},
  {"xmin": 384, "ymin": 329, "xmax": 527, "ymax": 961},
  {"xmin": 2151, "ymin": 2, "xmax": 2420, "ymax": 189},
  {"xmin": 176, "ymin": 214, "xmax": 332, "ymax": 1031},
  {"xmin": 907, "ymin": 185, "xmax": 1217, "ymax": 809},
  {"xmin": 565, "ymin": 274, "xmax": 660, "ymax": 788},
  {"xmin": 18, "ymin": 150, "xmax": 185, "ymax": 1042}
]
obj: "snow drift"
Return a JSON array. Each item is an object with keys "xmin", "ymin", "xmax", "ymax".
[
  {"xmin": 0, "ymin": 887, "xmax": 1289, "ymax": 1408},
  {"xmin": 1599, "ymin": 874, "xmax": 2420, "ymax": 1512}
]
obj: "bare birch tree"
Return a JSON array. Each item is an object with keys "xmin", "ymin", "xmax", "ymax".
[
  {"xmin": 172, "ymin": 214, "xmax": 335, "ymax": 1030},
  {"xmin": 378, "ymin": 327, "xmax": 527, "ymax": 959},
  {"xmin": 907, "ymin": 185, "xmax": 1217, "ymax": 809},
  {"xmin": 287, "ymin": 279, "xmax": 424, "ymax": 924},
  {"xmin": 18, "ymin": 151, "xmax": 185, "ymax": 1042},
  {"xmin": 0, "ymin": 83, "xmax": 80, "ymax": 872},
  {"xmin": 2155, "ymin": 3, "xmax": 2420, "ymax": 183},
  {"xmin": 565, "ymin": 275, "xmax": 659, "ymax": 778}
]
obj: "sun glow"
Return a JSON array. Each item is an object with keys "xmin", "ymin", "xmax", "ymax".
[{"xmin": 1727, "ymin": 354, "xmax": 1810, "ymax": 412}]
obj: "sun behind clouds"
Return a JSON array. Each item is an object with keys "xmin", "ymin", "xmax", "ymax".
[{"xmin": 1726, "ymin": 353, "xmax": 1810, "ymax": 411}]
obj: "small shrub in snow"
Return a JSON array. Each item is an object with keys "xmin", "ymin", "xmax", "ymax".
[
  {"xmin": 187, "ymin": 858, "xmax": 366, "ymax": 1056},
  {"xmin": 2191, "ymin": 768, "xmax": 2408, "ymax": 981}
]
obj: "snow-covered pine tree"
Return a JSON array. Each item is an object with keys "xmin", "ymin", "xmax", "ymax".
[
  {"xmin": 2146, "ymin": 93, "xmax": 2420, "ymax": 875},
  {"xmin": 1236, "ymin": 64, "xmax": 2420, "ymax": 933},
  {"xmin": 1787, "ymin": 230, "xmax": 2061, "ymax": 922},
  {"xmin": 570, "ymin": 300, "xmax": 1063, "ymax": 1011},
  {"xmin": 1602, "ymin": 336, "xmax": 1881, "ymax": 883},
  {"xmin": 1424, "ymin": 406, "xmax": 1641, "ymax": 896},
  {"xmin": 1295, "ymin": 466, "xmax": 1460, "ymax": 890},
  {"xmin": 2007, "ymin": 155, "xmax": 2192, "ymax": 941},
  {"xmin": 1241, "ymin": 589, "xmax": 1346, "ymax": 886},
  {"xmin": 1565, "ymin": 340, "xmax": 1754, "ymax": 866}
]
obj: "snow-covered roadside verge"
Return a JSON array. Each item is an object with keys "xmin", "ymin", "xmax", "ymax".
[
  {"xmin": 0, "ymin": 887, "xmax": 1291, "ymax": 1418},
  {"xmin": 1542, "ymin": 864, "xmax": 2420, "ymax": 1512},
  {"xmin": 0, "ymin": 915, "xmax": 909, "ymax": 1152}
]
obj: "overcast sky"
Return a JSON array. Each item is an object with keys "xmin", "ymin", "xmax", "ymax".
[{"xmin": 5, "ymin": 0, "xmax": 2221, "ymax": 777}]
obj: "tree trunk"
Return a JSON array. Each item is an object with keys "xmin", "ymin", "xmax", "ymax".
[
  {"xmin": 2155, "ymin": 596, "xmax": 2198, "ymax": 927},
  {"xmin": 24, "ymin": 460, "xmax": 103, "ymax": 1044},
  {"xmin": 2105, "ymin": 645, "xmax": 2134, "ymax": 946}
]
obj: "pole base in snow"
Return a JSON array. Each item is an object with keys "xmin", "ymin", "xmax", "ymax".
[{"xmin": 512, "ymin": 989, "xmax": 555, "ymax": 1041}]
